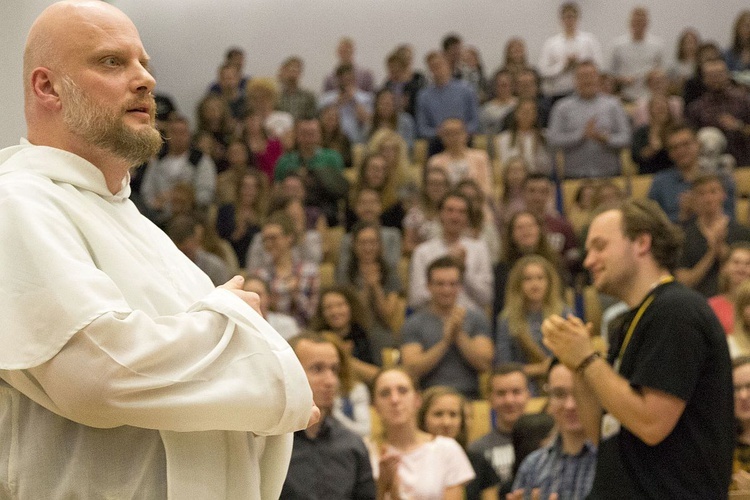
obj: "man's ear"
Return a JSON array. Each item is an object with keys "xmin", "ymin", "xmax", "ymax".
[
  {"xmin": 30, "ymin": 67, "xmax": 62, "ymax": 111},
  {"xmin": 633, "ymin": 232, "xmax": 652, "ymax": 258}
]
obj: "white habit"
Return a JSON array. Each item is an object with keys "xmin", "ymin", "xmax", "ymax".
[{"xmin": 0, "ymin": 142, "xmax": 313, "ymax": 499}]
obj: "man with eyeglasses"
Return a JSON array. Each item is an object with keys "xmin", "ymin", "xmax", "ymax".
[
  {"xmin": 648, "ymin": 123, "xmax": 736, "ymax": 222},
  {"xmin": 508, "ymin": 361, "xmax": 596, "ymax": 500}
]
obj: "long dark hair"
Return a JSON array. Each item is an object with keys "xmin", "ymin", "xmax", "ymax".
[{"xmin": 346, "ymin": 221, "xmax": 390, "ymax": 286}]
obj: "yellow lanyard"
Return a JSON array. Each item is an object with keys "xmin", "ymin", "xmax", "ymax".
[{"xmin": 615, "ymin": 276, "xmax": 674, "ymax": 370}]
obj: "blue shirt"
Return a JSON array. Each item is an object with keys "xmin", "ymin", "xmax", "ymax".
[
  {"xmin": 512, "ymin": 435, "xmax": 597, "ymax": 500},
  {"xmin": 647, "ymin": 167, "xmax": 736, "ymax": 222},
  {"xmin": 415, "ymin": 80, "xmax": 479, "ymax": 138}
]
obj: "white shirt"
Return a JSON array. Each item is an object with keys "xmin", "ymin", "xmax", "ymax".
[
  {"xmin": 408, "ymin": 235, "xmax": 494, "ymax": 311},
  {"xmin": 0, "ymin": 142, "xmax": 312, "ymax": 499},
  {"xmin": 538, "ymin": 31, "xmax": 604, "ymax": 96},
  {"xmin": 368, "ymin": 435, "xmax": 475, "ymax": 500},
  {"xmin": 609, "ymin": 33, "xmax": 664, "ymax": 101}
]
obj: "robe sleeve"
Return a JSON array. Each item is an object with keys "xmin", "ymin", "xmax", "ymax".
[{"xmin": 2, "ymin": 288, "xmax": 312, "ymax": 435}]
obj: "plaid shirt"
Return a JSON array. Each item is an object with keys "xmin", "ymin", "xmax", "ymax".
[{"xmin": 512, "ymin": 434, "xmax": 597, "ymax": 500}]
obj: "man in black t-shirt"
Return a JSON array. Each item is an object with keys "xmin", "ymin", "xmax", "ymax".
[{"xmin": 543, "ymin": 198, "xmax": 733, "ymax": 499}]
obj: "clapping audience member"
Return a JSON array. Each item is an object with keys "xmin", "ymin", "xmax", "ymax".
[
  {"xmin": 241, "ymin": 112, "xmax": 284, "ymax": 181},
  {"xmin": 508, "ymin": 362, "xmax": 596, "ymax": 500},
  {"xmin": 368, "ymin": 88, "xmax": 416, "ymax": 150},
  {"xmin": 675, "ymin": 175, "xmax": 750, "ymax": 297},
  {"xmin": 631, "ymin": 94, "xmax": 677, "ymax": 174},
  {"xmin": 141, "ymin": 115, "xmax": 217, "ymax": 224},
  {"xmin": 340, "ymin": 188, "xmax": 402, "ymax": 268},
  {"xmin": 648, "ymin": 124, "xmax": 736, "ymax": 223},
  {"xmin": 538, "ymin": 2, "xmax": 603, "ymax": 102},
  {"xmin": 215, "ymin": 140, "xmax": 251, "ymax": 204},
  {"xmin": 725, "ymin": 11, "xmax": 750, "ymax": 72},
  {"xmin": 669, "ymin": 29, "xmax": 701, "ymax": 94},
  {"xmin": 195, "ymin": 93, "xmax": 235, "ymax": 168},
  {"xmin": 277, "ymin": 56, "xmax": 318, "ymax": 120},
  {"xmin": 409, "ymin": 192, "xmax": 493, "ymax": 312},
  {"xmin": 456, "ymin": 178, "xmax": 501, "ymax": 264},
  {"xmin": 480, "ymin": 70, "xmax": 517, "ymax": 138},
  {"xmin": 323, "ymin": 37, "xmax": 375, "ymax": 93},
  {"xmin": 500, "ymin": 38, "xmax": 531, "ymax": 87},
  {"xmin": 416, "ymin": 51, "xmax": 480, "ymax": 156},
  {"xmin": 215, "ymin": 170, "xmax": 267, "ymax": 268},
  {"xmin": 319, "ymin": 104, "xmax": 353, "ymax": 168},
  {"xmin": 338, "ymin": 221, "xmax": 402, "ymax": 355},
  {"xmin": 245, "ymin": 195, "xmax": 323, "ymax": 269},
  {"xmin": 686, "ymin": 58, "xmax": 750, "ymax": 166},
  {"xmin": 459, "ymin": 46, "xmax": 489, "ymax": 103},
  {"xmin": 709, "ymin": 243, "xmax": 750, "ymax": 334},
  {"xmin": 683, "ymin": 41, "xmax": 722, "ymax": 106},
  {"xmin": 208, "ymin": 62, "xmax": 245, "ymax": 119},
  {"xmin": 418, "ymin": 386, "xmax": 501, "ymax": 500},
  {"xmin": 319, "ymin": 64, "xmax": 374, "ymax": 144},
  {"xmin": 274, "ymin": 118, "xmax": 347, "ymax": 225},
  {"xmin": 496, "ymin": 99, "xmax": 552, "ymax": 176},
  {"xmin": 403, "ymin": 166, "xmax": 451, "ymax": 254},
  {"xmin": 493, "ymin": 211, "xmax": 563, "ymax": 327},
  {"xmin": 401, "ymin": 257, "xmax": 493, "ymax": 399},
  {"xmin": 309, "ymin": 286, "xmax": 380, "ymax": 383},
  {"xmin": 428, "ymin": 118, "xmax": 493, "ymax": 198},
  {"xmin": 381, "ymin": 45, "xmax": 427, "ymax": 118},
  {"xmin": 247, "ymin": 211, "xmax": 319, "ymax": 326},
  {"xmin": 546, "ymin": 61, "xmax": 631, "ymax": 179},
  {"xmin": 630, "ymin": 68, "xmax": 684, "ymax": 128},
  {"xmin": 495, "ymin": 256, "xmax": 571, "ymax": 385},
  {"xmin": 498, "ymin": 157, "xmax": 529, "ymax": 226},
  {"xmin": 368, "ymin": 368, "xmax": 476, "ymax": 500},
  {"xmin": 609, "ymin": 7, "xmax": 664, "ymax": 102}
]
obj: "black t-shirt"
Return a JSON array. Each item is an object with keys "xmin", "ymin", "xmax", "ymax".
[{"xmin": 588, "ymin": 281, "xmax": 733, "ymax": 499}]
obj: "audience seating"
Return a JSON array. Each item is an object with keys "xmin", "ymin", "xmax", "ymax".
[
  {"xmin": 735, "ymin": 167, "xmax": 750, "ymax": 198},
  {"xmin": 412, "ymin": 139, "xmax": 428, "ymax": 168},
  {"xmin": 319, "ymin": 262, "xmax": 335, "ymax": 288},
  {"xmin": 628, "ymin": 173, "xmax": 653, "ymax": 200},
  {"xmin": 323, "ymin": 226, "xmax": 345, "ymax": 265}
]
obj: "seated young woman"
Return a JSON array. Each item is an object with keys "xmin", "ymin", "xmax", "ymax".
[{"xmin": 368, "ymin": 368, "xmax": 475, "ymax": 500}]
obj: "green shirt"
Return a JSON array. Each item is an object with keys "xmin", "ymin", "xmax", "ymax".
[{"xmin": 274, "ymin": 147, "xmax": 344, "ymax": 182}]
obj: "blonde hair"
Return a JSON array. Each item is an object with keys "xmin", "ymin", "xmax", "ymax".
[
  {"xmin": 417, "ymin": 386, "xmax": 468, "ymax": 448},
  {"xmin": 501, "ymin": 255, "xmax": 564, "ymax": 362},
  {"xmin": 367, "ymin": 128, "xmax": 414, "ymax": 205},
  {"xmin": 246, "ymin": 77, "xmax": 279, "ymax": 102}
]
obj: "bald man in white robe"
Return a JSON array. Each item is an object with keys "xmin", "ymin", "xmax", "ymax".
[{"xmin": 0, "ymin": 2, "xmax": 316, "ymax": 498}]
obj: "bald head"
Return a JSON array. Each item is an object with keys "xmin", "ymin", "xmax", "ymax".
[
  {"xmin": 23, "ymin": 1, "xmax": 161, "ymax": 184},
  {"xmin": 24, "ymin": 2, "xmax": 141, "ymax": 98}
]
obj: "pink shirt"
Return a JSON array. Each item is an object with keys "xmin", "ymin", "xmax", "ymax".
[{"xmin": 708, "ymin": 295, "xmax": 733, "ymax": 335}]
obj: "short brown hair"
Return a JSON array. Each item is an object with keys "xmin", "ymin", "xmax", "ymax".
[
  {"xmin": 487, "ymin": 362, "xmax": 528, "ymax": 394},
  {"xmin": 618, "ymin": 198, "xmax": 685, "ymax": 271},
  {"xmin": 427, "ymin": 255, "xmax": 465, "ymax": 282}
]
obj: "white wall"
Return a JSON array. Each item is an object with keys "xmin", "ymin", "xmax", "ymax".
[{"xmin": 1, "ymin": 0, "xmax": 744, "ymax": 147}]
